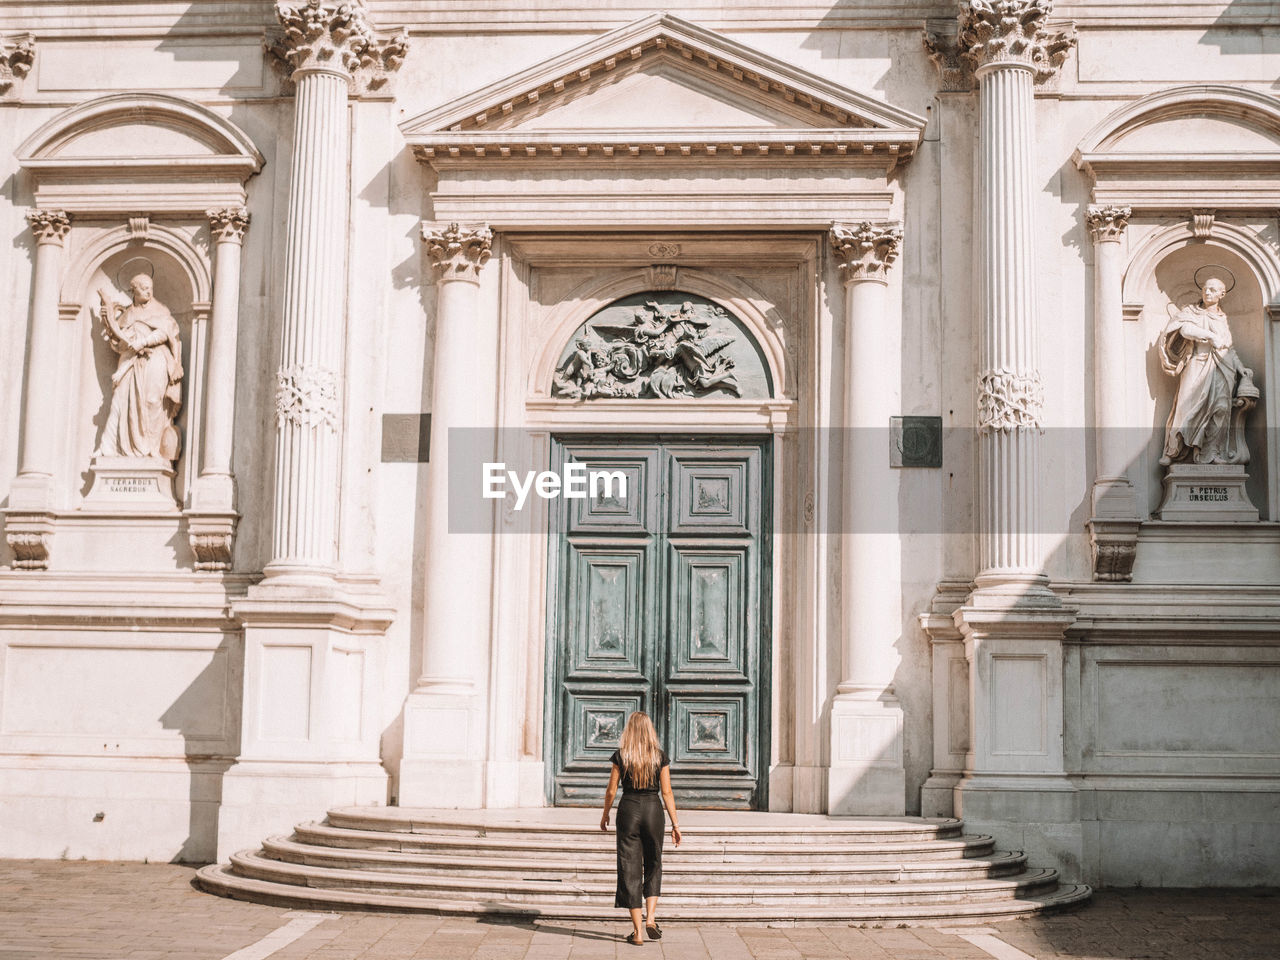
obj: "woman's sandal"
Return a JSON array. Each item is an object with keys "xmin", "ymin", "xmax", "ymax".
[
  {"xmin": 626, "ymin": 932, "xmax": 645, "ymax": 946},
  {"xmin": 646, "ymin": 923, "xmax": 662, "ymax": 940}
]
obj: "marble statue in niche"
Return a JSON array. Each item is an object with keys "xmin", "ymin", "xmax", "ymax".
[
  {"xmin": 1158, "ymin": 269, "xmax": 1258, "ymax": 466},
  {"xmin": 553, "ymin": 297, "xmax": 741, "ymax": 399},
  {"xmin": 94, "ymin": 270, "xmax": 184, "ymax": 461}
]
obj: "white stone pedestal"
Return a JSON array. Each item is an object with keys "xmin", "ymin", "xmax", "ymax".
[
  {"xmin": 218, "ymin": 578, "xmax": 393, "ymax": 859},
  {"xmin": 84, "ymin": 457, "xmax": 177, "ymax": 510},
  {"xmin": 827, "ymin": 695, "xmax": 906, "ymax": 815},
  {"xmin": 1156, "ymin": 463, "xmax": 1259, "ymax": 522}
]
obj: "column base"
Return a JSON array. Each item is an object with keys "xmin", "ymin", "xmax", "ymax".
[
  {"xmin": 954, "ymin": 773, "xmax": 1083, "ymax": 882},
  {"xmin": 216, "ymin": 759, "xmax": 388, "ymax": 861},
  {"xmin": 398, "ymin": 688, "xmax": 486, "ymax": 807},
  {"xmin": 827, "ymin": 694, "xmax": 906, "ymax": 815},
  {"xmin": 920, "ymin": 771, "xmax": 962, "ymax": 818}
]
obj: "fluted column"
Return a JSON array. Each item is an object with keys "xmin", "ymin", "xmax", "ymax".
[
  {"xmin": 951, "ymin": 0, "xmax": 1082, "ymax": 879},
  {"xmin": 6, "ymin": 209, "xmax": 71, "ymax": 570},
  {"xmin": 827, "ymin": 222, "xmax": 907, "ymax": 815},
  {"xmin": 398, "ymin": 223, "xmax": 498, "ymax": 808}
]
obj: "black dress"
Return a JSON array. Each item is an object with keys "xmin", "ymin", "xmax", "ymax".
[{"xmin": 610, "ymin": 748, "xmax": 669, "ymax": 908}]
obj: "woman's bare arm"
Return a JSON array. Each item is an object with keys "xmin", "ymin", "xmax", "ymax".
[
  {"xmin": 659, "ymin": 766, "xmax": 681, "ymax": 846},
  {"xmin": 600, "ymin": 764, "xmax": 620, "ymax": 830}
]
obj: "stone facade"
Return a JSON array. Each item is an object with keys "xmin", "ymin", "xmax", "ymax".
[{"xmin": 1, "ymin": 1, "xmax": 1278, "ymax": 888}]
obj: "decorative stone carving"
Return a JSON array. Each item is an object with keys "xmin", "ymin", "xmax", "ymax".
[
  {"xmin": 923, "ymin": 24, "xmax": 975, "ymax": 93},
  {"xmin": 0, "ymin": 32, "xmax": 34, "ymax": 95},
  {"xmin": 977, "ymin": 369, "xmax": 1044, "ymax": 433},
  {"xmin": 207, "ymin": 207, "xmax": 250, "ymax": 244},
  {"xmin": 1191, "ymin": 210, "xmax": 1215, "ymax": 240},
  {"xmin": 645, "ymin": 264, "xmax": 678, "ymax": 290},
  {"xmin": 275, "ymin": 364, "xmax": 339, "ymax": 430},
  {"xmin": 188, "ymin": 514, "xmax": 237, "ymax": 571},
  {"xmin": 957, "ymin": 0, "xmax": 1076, "ymax": 80},
  {"xmin": 128, "ymin": 217, "xmax": 149, "ymax": 242},
  {"xmin": 423, "ymin": 222, "xmax": 493, "ymax": 281},
  {"xmin": 25, "ymin": 209, "xmax": 71, "ymax": 245},
  {"xmin": 1086, "ymin": 204, "xmax": 1130, "ymax": 244},
  {"xmin": 553, "ymin": 296, "xmax": 744, "ymax": 399},
  {"xmin": 1087, "ymin": 518, "xmax": 1140, "ymax": 582},
  {"xmin": 270, "ymin": 0, "xmax": 406, "ymax": 92},
  {"xmin": 5, "ymin": 521, "xmax": 52, "ymax": 571},
  {"xmin": 830, "ymin": 222, "xmax": 903, "ymax": 283},
  {"xmin": 1158, "ymin": 273, "xmax": 1258, "ymax": 466},
  {"xmin": 94, "ymin": 273, "xmax": 184, "ymax": 461},
  {"xmin": 647, "ymin": 242, "xmax": 681, "ymax": 259}
]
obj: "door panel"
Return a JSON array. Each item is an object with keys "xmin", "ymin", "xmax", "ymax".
[{"xmin": 547, "ymin": 436, "xmax": 770, "ymax": 809}]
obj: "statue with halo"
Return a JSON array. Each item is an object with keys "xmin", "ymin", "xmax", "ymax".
[
  {"xmin": 1155, "ymin": 265, "xmax": 1260, "ymax": 521},
  {"xmin": 85, "ymin": 259, "xmax": 185, "ymax": 510}
]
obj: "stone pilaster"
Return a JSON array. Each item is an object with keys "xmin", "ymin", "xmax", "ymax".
[
  {"xmin": 187, "ymin": 207, "xmax": 250, "ymax": 572},
  {"xmin": 398, "ymin": 222, "xmax": 498, "ymax": 807},
  {"xmin": 953, "ymin": 0, "xmax": 1082, "ymax": 880},
  {"xmin": 1085, "ymin": 205, "xmax": 1139, "ymax": 581},
  {"xmin": 827, "ymin": 222, "xmax": 908, "ymax": 815},
  {"xmin": 219, "ymin": 1, "xmax": 402, "ymax": 859},
  {"xmin": 5, "ymin": 210, "xmax": 71, "ymax": 570}
]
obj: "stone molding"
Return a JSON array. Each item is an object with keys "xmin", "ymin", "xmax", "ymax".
[
  {"xmin": 207, "ymin": 207, "xmax": 250, "ymax": 244},
  {"xmin": 830, "ymin": 221, "xmax": 902, "ymax": 284},
  {"xmin": 275, "ymin": 364, "xmax": 339, "ymax": 431},
  {"xmin": 423, "ymin": 222, "xmax": 493, "ymax": 282},
  {"xmin": 25, "ymin": 209, "xmax": 71, "ymax": 245},
  {"xmin": 187, "ymin": 513, "xmax": 237, "ymax": 572},
  {"xmin": 1086, "ymin": 204, "xmax": 1130, "ymax": 243},
  {"xmin": 977, "ymin": 369, "xmax": 1044, "ymax": 433},
  {"xmin": 3, "ymin": 515, "xmax": 53, "ymax": 571},
  {"xmin": 0, "ymin": 32, "xmax": 34, "ymax": 95},
  {"xmin": 956, "ymin": 0, "xmax": 1076, "ymax": 80},
  {"xmin": 270, "ymin": 0, "xmax": 406, "ymax": 92}
]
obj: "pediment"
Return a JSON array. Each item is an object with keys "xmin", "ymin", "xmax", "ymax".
[{"xmin": 401, "ymin": 13, "xmax": 924, "ymax": 167}]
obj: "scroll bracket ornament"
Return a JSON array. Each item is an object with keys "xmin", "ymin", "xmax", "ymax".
[
  {"xmin": 830, "ymin": 221, "xmax": 903, "ymax": 284},
  {"xmin": 207, "ymin": 207, "xmax": 251, "ymax": 244},
  {"xmin": 423, "ymin": 222, "xmax": 493, "ymax": 282},
  {"xmin": 275, "ymin": 364, "xmax": 339, "ymax": 430},
  {"xmin": 1086, "ymin": 205, "xmax": 1131, "ymax": 244},
  {"xmin": 269, "ymin": 1, "xmax": 407, "ymax": 93},
  {"xmin": 956, "ymin": 0, "xmax": 1076, "ymax": 81},
  {"xmin": 977, "ymin": 368, "xmax": 1045, "ymax": 433},
  {"xmin": 0, "ymin": 32, "xmax": 34, "ymax": 95}
]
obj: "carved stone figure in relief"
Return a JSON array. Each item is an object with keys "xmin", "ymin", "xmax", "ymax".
[
  {"xmin": 1158, "ymin": 273, "xmax": 1258, "ymax": 465},
  {"xmin": 94, "ymin": 273, "xmax": 184, "ymax": 461},
  {"xmin": 553, "ymin": 299, "xmax": 740, "ymax": 400}
]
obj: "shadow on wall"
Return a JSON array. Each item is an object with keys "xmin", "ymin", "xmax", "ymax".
[{"xmin": 158, "ymin": 633, "xmax": 239, "ymax": 865}]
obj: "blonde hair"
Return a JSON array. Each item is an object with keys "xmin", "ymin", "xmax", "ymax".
[{"xmin": 618, "ymin": 711, "xmax": 662, "ymax": 789}]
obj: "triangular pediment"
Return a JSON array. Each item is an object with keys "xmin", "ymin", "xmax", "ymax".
[{"xmin": 401, "ymin": 13, "xmax": 924, "ymax": 166}]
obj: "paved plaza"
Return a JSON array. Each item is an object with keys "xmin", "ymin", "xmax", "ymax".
[{"xmin": 0, "ymin": 862, "xmax": 1276, "ymax": 960}]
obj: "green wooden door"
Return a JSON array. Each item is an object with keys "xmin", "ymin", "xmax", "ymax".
[{"xmin": 545, "ymin": 436, "xmax": 770, "ymax": 809}]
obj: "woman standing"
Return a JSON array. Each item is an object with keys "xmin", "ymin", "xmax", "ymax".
[{"xmin": 600, "ymin": 711, "xmax": 682, "ymax": 945}]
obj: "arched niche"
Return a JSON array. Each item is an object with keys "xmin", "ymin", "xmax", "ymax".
[
  {"xmin": 531, "ymin": 270, "xmax": 790, "ymax": 403},
  {"xmin": 64, "ymin": 226, "xmax": 211, "ymax": 507},
  {"xmin": 1138, "ymin": 239, "xmax": 1272, "ymax": 518}
]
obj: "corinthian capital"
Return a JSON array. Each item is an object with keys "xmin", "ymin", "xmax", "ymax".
[
  {"xmin": 207, "ymin": 207, "xmax": 251, "ymax": 244},
  {"xmin": 423, "ymin": 222, "xmax": 493, "ymax": 282},
  {"xmin": 958, "ymin": 0, "xmax": 1076, "ymax": 79},
  {"xmin": 1086, "ymin": 205, "xmax": 1131, "ymax": 244},
  {"xmin": 1, "ymin": 33, "xmax": 34, "ymax": 94},
  {"xmin": 26, "ymin": 209, "xmax": 71, "ymax": 245},
  {"xmin": 830, "ymin": 221, "xmax": 903, "ymax": 284},
  {"xmin": 271, "ymin": 0, "xmax": 406, "ymax": 91}
]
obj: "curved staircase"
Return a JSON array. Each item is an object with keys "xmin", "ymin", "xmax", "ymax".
[{"xmin": 196, "ymin": 807, "xmax": 1090, "ymax": 923}]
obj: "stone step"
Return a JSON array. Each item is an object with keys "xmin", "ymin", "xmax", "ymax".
[
  {"xmin": 195, "ymin": 863, "xmax": 1092, "ymax": 924},
  {"xmin": 325, "ymin": 808, "xmax": 965, "ymax": 844},
  {"xmin": 262, "ymin": 835, "xmax": 1029, "ymax": 883},
  {"xmin": 225, "ymin": 850, "xmax": 1062, "ymax": 906},
  {"xmin": 293, "ymin": 822, "xmax": 995, "ymax": 861}
]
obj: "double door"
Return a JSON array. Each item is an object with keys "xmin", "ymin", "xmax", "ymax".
[{"xmin": 545, "ymin": 436, "xmax": 770, "ymax": 809}]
